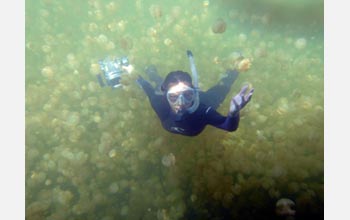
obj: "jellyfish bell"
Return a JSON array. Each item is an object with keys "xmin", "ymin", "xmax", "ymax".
[
  {"xmin": 211, "ymin": 18, "xmax": 227, "ymax": 34},
  {"xmin": 275, "ymin": 198, "xmax": 296, "ymax": 220},
  {"xmin": 237, "ymin": 58, "xmax": 252, "ymax": 72},
  {"xmin": 171, "ymin": 6, "xmax": 181, "ymax": 19},
  {"xmin": 109, "ymin": 182, "xmax": 119, "ymax": 193},
  {"xmin": 161, "ymin": 153, "xmax": 176, "ymax": 167},
  {"xmin": 149, "ymin": 4, "xmax": 163, "ymax": 20},
  {"xmin": 161, "ymin": 155, "xmax": 171, "ymax": 167},
  {"xmin": 119, "ymin": 36, "xmax": 133, "ymax": 51},
  {"xmin": 295, "ymin": 38, "xmax": 307, "ymax": 50},
  {"xmin": 203, "ymin": 0, "xmax": 210, "ymax": 7}
]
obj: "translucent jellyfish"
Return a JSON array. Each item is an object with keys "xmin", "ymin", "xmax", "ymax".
[
  {"xmin": 119, "ymin": 36, "xmax": 133, "ymax": 50},
  {"xmin": 147, "ymin": 27, "xmax": 158, "ymax": 38},
  {"xmin": 117, "ymin": 20, "xmax": 127, "ymax": 32},
  {"xmin": 254, "ymin": 47, "xmax": 267, "ymax": 58},
  {"xmin": 268, "ymin": 188, "xmax": 280, "ymax": 199},
  {"xmin": 107, "ymin": 22, "xmax": 118, "ymax": 32},
  {"xmin": 190, "ymin": 194, "xmax": 197, "ymax": 202},
  {"xmin": 105, "ymin": 2, "xmax": 117, "ymax": 13},
  {"xmin": 257, "ymin": 114, "xmax": 267, "ymax": 123},
  {"xmin": 164, "ymin": 38, "xmax": 172, "ymax": 46},
  {"xmin": 41, "ymin": 45, "xmax": 51, "ymax": 53},
  {"xmin": 295, "ymin": 38, "xmax": 307, "ymax": 49},
  {"xmin": 55, "ymin": 188, "xmax": 73, "ymax": 205},
  {"xmin": 41, "ymin": 66, "xmax": 54, "ymax": 78},
  {"xmin": 88, "ymin": 82, "xmax": 98, "ymax": 92},
  {"xmin": 109, "ymin": 182, "xmax": 119, "ymax": 193},
  {"xmin": 26, "ymin": 201, "xmax": 50, "ymax": 217},
  {"xmin": 45, "ymin": 179, "xmax": 52, "ymax": 186},
  {"xmin": 275, "ymin": 98, "xmax": 290, "ymax": 115},
  {"xmin": 93, "ymin": 114, "xmax": 102, "ymax": 123},
  {"xmin": 211, "ymin": 18, "xmax": 227, "ymax": 34},
  {"xmin": 149, "ymin": 4, "xmax": 163, "ymax": 19},
  {"xmin": 97, "ymin": 34, "xmax": 108, "ymax": 44},
  {"xmin": 94, "ymin": 9, "xmax": 103, "ymax": 20},
  {"xmin": 275, "ymin": 198, "xmax": 296, "ymax": 219},
  {"xmin": 27, "ymin": 148, "xmax": 39, "ymax": 161},
  {"xmin": 67, "ymin": 53, "xmax": 80, "ymax": 69},
  {"xmin": 171, "ymin": 6, "xmax": 181, "ymax": 19},
  {"xmin": 229, "ymin": 51, "xmax": 243, "ymax": 61},
  {"xmin": 105, "ymin": 41, "xmax": 115, "ymax": 50},
  {"xmin": 66, "ymin": 112, "xmax": 80, "ymax": 126},
  {"xmin": 108, "ymin": 149, "xmax": 117, "ymax": 158},
  {"xmin": 40, "ymin": 9, "xmax": 49, "ymax": 18},
  {"xmin": 256, "ymin": 130, "xmax": 266, "ymax": 141},
  {"xmin": 120, "ymin": 205, "xmax": 129, "ymax": 216},
  {"xmin": 238, "ymin": 33, "xmax": 247, "ymax": 42},
  {"xmin": 236, "ymin": 58, "xmax": 252, "ymax": 72},
  {"xmin": 161, "ymin": 153, "xmax": 176, "ymax": 167},
  {"xmin": 138, "ymin": 150, "xmax": 149, "ymax": 161},
  {"xmin": 88, "ymin": 22, "xmax": 98, "ymax": 32},
  {"xmin": 157, "ymin": 209, "xmax": 169, "ymax": 220}
]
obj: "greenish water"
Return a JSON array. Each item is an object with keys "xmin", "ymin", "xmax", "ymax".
[{"xmin": 26, "ymin": 0, "xmax": 324, "ymax": 219}]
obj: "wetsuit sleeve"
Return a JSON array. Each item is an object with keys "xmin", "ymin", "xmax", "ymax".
[
  {"xmin": 205, "ymin": 107, "xmax": 240, "ymax": 131},
  {"xmin": 137, "ymin": 77, "xmax": 168, "ymax": 120},
  {"xmin": 137, "ymin": 76, "xmax": 155, "ymax": 97}
]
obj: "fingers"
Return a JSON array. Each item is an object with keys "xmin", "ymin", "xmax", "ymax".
[
  {"xmin": 244, "ymin": 88, "xmax": 254, "ymax": 102},
  {"xmin": 239, "ymin": 85, "xmax": 249, "ymax": 96},
  {"xmin": 247, "ymin": 88, "xmax": 254, "ymax": 97}
]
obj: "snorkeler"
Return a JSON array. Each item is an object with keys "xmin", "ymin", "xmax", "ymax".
[{"xmin": 136, "ymin": 50, "xmax": 254, "ymax": 136}]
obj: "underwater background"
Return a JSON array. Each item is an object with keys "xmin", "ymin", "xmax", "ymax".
[{"xmin": 25, "ymin": 0, "xmax": 324, "ymax": 219}]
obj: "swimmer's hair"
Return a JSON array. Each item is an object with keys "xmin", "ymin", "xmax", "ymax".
[{"xmin": 161, "ymin": 71, "xmax": 193, "ymax": 92}]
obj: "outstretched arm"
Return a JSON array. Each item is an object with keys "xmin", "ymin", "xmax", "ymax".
[
  {"xmin": 136, "ymin": 75, "xmax": 156, "ymax": 98},
  {"xmin": 206, "ymin": 107, "xmax": 240, "ymax": 131},
  {"xmin": 136, "ymin": 76, "xmax": 168, "ymax": 120},
  {"xmin": 200, "ymin": 69, "xmax": 239, "ymax": 110},
  {"xmin": 206, "ymin": 84, "xmax": 254, "ymax": 132}
]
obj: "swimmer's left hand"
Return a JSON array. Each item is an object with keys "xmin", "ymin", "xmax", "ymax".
[
  {"xmin": 122, "ymin": 65, "xmax": 134, "ymax": 74},
  {"xmin": 229, "ymin": 85, "xmax": 254, "ymax": 117}
]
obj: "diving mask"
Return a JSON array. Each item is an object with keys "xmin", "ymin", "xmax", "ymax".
[{"xmin": 166, "ymin": 82, "xmax": 196, "ymax": 112}]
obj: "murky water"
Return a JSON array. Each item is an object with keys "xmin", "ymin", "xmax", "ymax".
[{"xmin": 26, "ymin": 0, "xmax": 324, "ymax": 219}]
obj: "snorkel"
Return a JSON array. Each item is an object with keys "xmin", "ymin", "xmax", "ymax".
[{"xmin": 185, "ymin": 50, "xmax": 200, "ymax": 113}]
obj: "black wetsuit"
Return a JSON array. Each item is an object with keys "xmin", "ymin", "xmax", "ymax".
[{"xmin": 137, "ymin": 69, "xmax": 240, "ymax": 136}]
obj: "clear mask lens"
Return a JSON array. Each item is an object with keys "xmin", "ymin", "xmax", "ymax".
[{"xmin": 167, "ymin": 84, "xmax": 195, "ymax": 105}]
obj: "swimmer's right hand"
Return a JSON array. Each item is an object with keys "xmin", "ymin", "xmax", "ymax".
[{"xmin": 229, "ymin": 85, "xmax": 254, "ymax": 117}]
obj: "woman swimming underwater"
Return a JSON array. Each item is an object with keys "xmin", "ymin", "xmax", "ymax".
[{"xmin": 136, "ymin": 50, "xmax": 254, "ymax": 136}]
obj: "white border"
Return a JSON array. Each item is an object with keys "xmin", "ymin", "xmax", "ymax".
[
  {"xmin": 0, "ymin": 1, "xmax": 25, "ymax": 219},
  {"xmin": 325, "ymin": 0, "xmax": 350, "ymax": 219}
]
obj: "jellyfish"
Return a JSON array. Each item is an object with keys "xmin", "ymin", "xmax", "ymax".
[
  {"xmin": 275, "ymin": 198, "xmax": 296, "ymax": 220},
  {"xmin": 295, "ymin": 38, "xmax": 307, "ymax": 49},
  {"xmin": 119, "ymin": 36, "xmax": 133, "ymax": 51},
  {"xmin": 211, "ymin": 18, "xmax": 227, "ymax": 34},
  {"xmin": 149, "ymin": 4, "xmax": 162, "ymax": 20},
  {"xmin": 108, "ymin": 182, "xmax": 119, "ymax": 193},
  {"xmin": 161, "ymin": 153, "xmax": 176, "ymax": 167}
]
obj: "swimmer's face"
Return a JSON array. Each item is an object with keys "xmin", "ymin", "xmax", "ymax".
[{"xmin": 166, "ymin": 82, "xmax": 195, "ymax": 113}]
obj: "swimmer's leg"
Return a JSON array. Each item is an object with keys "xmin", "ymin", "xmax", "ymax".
[{"xmin": 200, "ymin": 69, "xmax": 239, "ymax": 110}]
